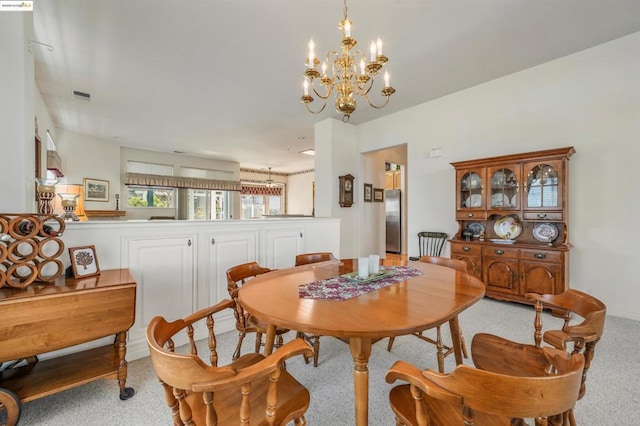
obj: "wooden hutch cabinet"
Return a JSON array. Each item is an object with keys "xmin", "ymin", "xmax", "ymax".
[{"xmin": 450, "ymin": 147, "xmax": 574, "ymax": 306}]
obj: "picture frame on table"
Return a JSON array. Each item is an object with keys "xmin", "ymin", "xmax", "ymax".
[
  {"xmin": 68, "ymin": 245, "xmax": 101, "ymax": 279},
  {"xmin": 364, "ymin": 183, "xmax": 373, "ymax": 202},
  {"xmin": 84, "ymin": 178, "xmax": 109, "ymax": 202},
  {"xmin": 373, "ymin": 188, "xmax": 384, "ymax": 202}
]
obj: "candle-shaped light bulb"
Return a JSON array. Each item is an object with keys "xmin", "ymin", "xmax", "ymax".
[
  {"xmin": 384, "ymin": 71, "xmax": 390, "ymax": 88},
  {"xmin": 303, "ymin": 80, "xmax": 309, "ymax": 96},
  {"xmin": 308, "ymin": 39, "xmax": 315, "ymax": 68},
  {"xmin": 360, "ymin": 59, "xmax": 365, "ymax": 75},
  {"xmin": 344, "ymin": 20, "xmax": 351, "ymax": 38},
  {"xmin": 376, "ymin": 37, "xmax": 383, "ymax": 56},
  {"xmin": 370, "ymin": 40, "xmax": 376, "ymax": 62},
  {"xmin": 322, "ymin": 61, "xmax": 327, "ymax": 77}
]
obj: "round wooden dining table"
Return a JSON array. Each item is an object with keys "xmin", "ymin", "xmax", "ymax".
[{"xmin": 238, "ymin": 258, "xmax": 485, "ymax": 426}]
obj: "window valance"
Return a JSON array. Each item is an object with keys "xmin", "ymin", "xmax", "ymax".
[
  {"xmin": 125, "ymin": 172, "xmax": 241, "ymax": 191},
  {"xmin": 241, "ymin": 185, "xmax": 282, "ymax": 196}
]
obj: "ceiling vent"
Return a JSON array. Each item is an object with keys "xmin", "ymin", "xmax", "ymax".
[{"xmin": 73, "ymin": 90, "xmax": 90, "ymax": 101}]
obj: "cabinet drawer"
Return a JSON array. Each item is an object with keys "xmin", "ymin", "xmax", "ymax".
[
  {"xmin": 451, "ymin": 242, "xmax": 482, "ymax": 256},
  {"xmin": 520, "ymin": 249, "xmax": 563, "ymax": 264},
  {"xmin": 522, "ymin": 211, "xmax": 563, "ymax": 221},
  {"xmin": 484, "ymin": 246, "xmax": 518, "ymax": 258},
  {"xmin": 456, "ymin": 210, "xmax": 488, "ymax": 221}
]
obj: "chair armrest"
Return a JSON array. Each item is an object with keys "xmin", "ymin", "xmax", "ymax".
[
  {"xmin": 183, "ymin": 299, "xmax": 235, "ymax": 326},
  {"xmin": 385, "ymin": 361, "xmax": 462, "ymax": 404},
  {"xmin": 525, "ymin": 292, "xmax": 573, "ymax": 311},
  {"xmin": 191, "ymin": 338, "xmax": 313, "ymax": 392},
  {"xmin": 543, "ymin": 329, "xmax": 599, "ymax": 349}
]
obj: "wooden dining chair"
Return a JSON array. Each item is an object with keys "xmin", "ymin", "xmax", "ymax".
[
  {"xmin": 409, "ymin": 231, "xmax": 448, "ymax": 261},
  {"xmin": 385, "ymin": 347, "xmax": 585, "ymax": 426},
  {"xmin": 293, "ymin": 252, "xmax": 341, "ymax": 367},
  {"xmin": 146, "ymin": 299, "xmax": 313, "ymax": 425},
  {"xmin": 471, "ymin": 289, "xmax": 606, "ymax": 425},
  {"xmin": 387, "ymin": 256, "xmax": 470, "ymax": 373},
  {"xmin": 294, "ymin": 252, "xmax": 338, "ymax": 266},
  {"xmin": 226, "ymin": 261, "xmax": 290, "ymax": 360}
]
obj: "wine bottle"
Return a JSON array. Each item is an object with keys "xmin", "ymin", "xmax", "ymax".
[
  {"xmin": 42, "ymin": 224, "xmax": 61, "ymax": 237},
  {"xmin": 17, "ymin": 220, "xmax": 35, "ymax": 236},
  {"xmin": 0, "ymin": 233, "xmax": 11, "ymax": 242}
]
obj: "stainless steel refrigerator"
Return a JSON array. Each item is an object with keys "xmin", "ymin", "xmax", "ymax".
[{"xmin": 385, "ymin": 189, "xmax": 401, "ymax": 253}]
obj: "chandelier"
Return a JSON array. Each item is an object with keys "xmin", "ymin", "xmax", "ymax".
[
  {"xmin": 300, "ymin": 0, "xmax": 395, "ymax": 123},
  {"xmin": 265, "ymin": 167, "xmax": 275, "ymax": 187}
]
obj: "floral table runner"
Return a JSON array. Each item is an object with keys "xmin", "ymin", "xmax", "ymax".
[{"xmin": 298, "ymin": 266, "xmax": 423, "ymax": 301}]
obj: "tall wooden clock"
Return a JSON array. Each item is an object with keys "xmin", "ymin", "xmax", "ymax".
[{"xmin": 338, "ymin": 174, "xmax": 355, "ymax": 207}]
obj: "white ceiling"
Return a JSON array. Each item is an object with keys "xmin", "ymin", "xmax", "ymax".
[{"xmin": 33, "ymin": 0, "xmax": 640, "ymax": 173}]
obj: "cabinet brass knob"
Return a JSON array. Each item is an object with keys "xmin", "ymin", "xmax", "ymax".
[
  {"xmin": 463, "ymin": 246, "xmax": 471, "ymax": 252},
  {"xmin": 467, "ymin": 213, "xmax": 474, "ymax": 217},
  {"xmin": 495, "ymin": 249, "xmax": 504, "ymax": 255},
  {"xmin": 535, "ymin": 253, "xmax": 546, "ymax": 259},
  {"xmin": 537, "ymin": 213, "xmax": 547, "ymax": 218}
]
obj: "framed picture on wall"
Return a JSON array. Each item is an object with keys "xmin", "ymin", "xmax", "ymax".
[
  {"xmin": 68, "ymin": 245, "xmax": 101, "ymax": 279},
  {"xmin": 84, "ymin": 178, "xmax": 109, "ymax": 202},
  {"xmin": 364, "ymin": 183, "xmax": 373, "ymax": 202},
  {"xmin": 373, "ymin": 188, "xmax": 384, "ymax": 202}
]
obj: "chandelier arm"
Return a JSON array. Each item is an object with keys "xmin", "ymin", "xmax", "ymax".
[
  {"xmin": 310, "ymin": 80, "xmax": 333, "ymax": 100},
  {"xmin": 363, "ymin": 92, "xmax": 392, "ymax": 109},
  {"xmin": 354, "ymin": 75, "xmax": 374, "ymax": 96},
  {"xmin": 303, "ymin": 99, "xmax": 329, "ymax": 115}
]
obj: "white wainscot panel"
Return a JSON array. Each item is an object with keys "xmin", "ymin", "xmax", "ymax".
[
  {"xmin": 263, "ymin": 227, "xmax": 305, "ymax": 269},
  {"xmin": 205, "ymin": 229, "xmax": 259, "ymax": 306},
  {"xmin": 123, "ymin": 234, "xmax": 196, "ymax": 342}
]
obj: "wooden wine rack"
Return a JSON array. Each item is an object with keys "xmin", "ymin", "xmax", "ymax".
[{"xmin": 0, "ymin": 213, "xmax": 66, "ymax": 288}]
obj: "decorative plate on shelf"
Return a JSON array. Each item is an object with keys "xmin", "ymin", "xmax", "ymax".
[
  {"xmin": 532, "ymin": 223, "xmax": 559, "ymax": 243},
  {"xmin": 467, "ymin": 222, "xmax": 485, "ymax": 237},
  {"xmin": 494, "ymin": 215, "xmax": 522, "ymax": 240},
  {"xmin": 467, "ymin": 173, "xmax": 482, "ymax": 189},
  {"xmin": 491, "ymin": 171, "xmax": 506, "ymax": 187},
  {"xmin": 464, "ymin": 194, "xmax": 482, "ymax": 208},
  {"xmin": 491, "ymin": 192, "xmax": 510, "ymax": 207}
]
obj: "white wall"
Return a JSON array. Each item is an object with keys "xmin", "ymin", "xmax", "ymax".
[
  {"xmin": 314, "ymin": 119, "xmax": 360, "ymax": 258},
  {"xmin": 54, "ymin": 128, "xmax": 122, "ymax": 211},
  {"xmin": 356, "ymin": 32, "xmax": 640, "ymax": 320},
  {"xmin": 0, "ymin": 13, "xmax": 35, "ymax": 212},
  {"xmin": 286, "ymin": 170, "xmax": 314, "ymax": 215}
]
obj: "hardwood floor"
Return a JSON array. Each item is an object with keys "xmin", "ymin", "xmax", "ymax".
[{"xmin": 384, "ymin": 253, "xmax": 408, "ymax": 265}]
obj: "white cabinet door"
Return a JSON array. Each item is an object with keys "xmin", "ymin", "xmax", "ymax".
[
  {"xmin": 124, "ymin": 235, "xmax": 195, "ymax": 339},
  {"xmin": 205, "ymin": 230, "xmax": 258, "ymax": 306},
  {"xmin": 264, "ymin": 228, "xmax": 305, "ymax": 269}
]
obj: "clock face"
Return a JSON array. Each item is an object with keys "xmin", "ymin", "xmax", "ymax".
[{"xmin": 345, "ymin": 180, "xmax": 352, "ymax": 191}]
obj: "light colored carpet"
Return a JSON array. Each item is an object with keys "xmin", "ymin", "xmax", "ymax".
[{"xmin": 7, "ymin": 297, "xmax": 640, "ymax": 425}]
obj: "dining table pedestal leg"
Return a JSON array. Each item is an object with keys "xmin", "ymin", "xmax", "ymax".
[{"xmin": 349, "ymin": 337, "xmax": 372, "ymax": 426}]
